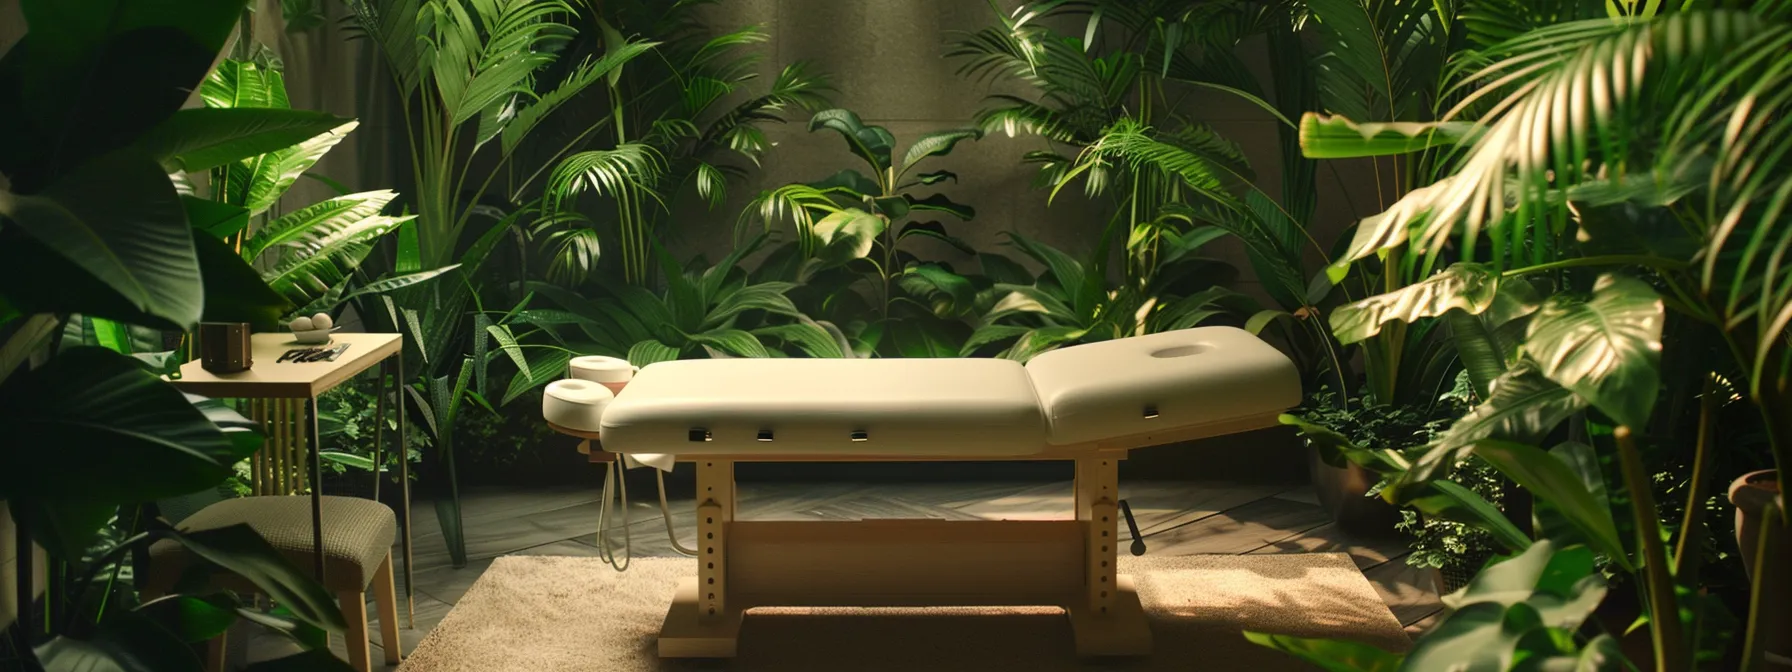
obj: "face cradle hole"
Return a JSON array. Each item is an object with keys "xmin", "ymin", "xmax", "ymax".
[{"xmin": 1150, "ymin": 344, "xmax": 1209, "ymax": 359}]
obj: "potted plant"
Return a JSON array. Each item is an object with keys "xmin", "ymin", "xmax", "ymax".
[{"xmin": 1398, "ymin": 456, "xmax": 1504, "ymax": 593}]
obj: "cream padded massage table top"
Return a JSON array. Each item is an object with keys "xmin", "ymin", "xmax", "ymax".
[{"xmin": 597, "ymin": 326, "xmax": 1300, "ymax": 456}]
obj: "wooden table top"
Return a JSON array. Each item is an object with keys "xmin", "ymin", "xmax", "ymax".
[{"xmin": 169, "ymin": 332, "xmax": 402, "ymax": 398}]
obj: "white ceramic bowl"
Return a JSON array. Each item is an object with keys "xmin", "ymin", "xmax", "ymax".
[{"xmin": 291, "ymin": 327, "xmax": 339, "ymax": 345}]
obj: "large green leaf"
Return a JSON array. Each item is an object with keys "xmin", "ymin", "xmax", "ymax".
[
  {"xmin": 626, "ymin": 339, "xmax": 681, "ymax": 366},
  {"xmin": 1298, "ymin": 114, "xmax": 1479, "ymax": 159},
  {"xmin": 1243, "ymin": 632, "xmax": 1404, "ymax": 672},
  {"xmin": 1397, "ymin": 365, "xmax": 1585, "ymax": 492},
  {"xmin": 135, "ymin": 595, "xmax": 238, "ymax": 643},
  {"xmin": 226, "ymin": 122, "xmax": 359, "ymax": 216},
  {"xmin": 903, "ymin": 193, "xmax": 977, "ymax": 221},
  {"xmin": 500, "ymin": 349, "xmax": 571, "ymax": 405},
  {"xmin": 0, "ymin": 347, "xmax": 261, "ymax": 502},
  {"xmin": 689, "ymin": 329, "xmax": 771, "ymax": 359},
  {"xmin": 1442, "ymin": 540, "xmax": 1608, "ymax": 630},
  {"xmin": 171, "ymin": 524, "xmax": 348, "ymax": 632},
  {"xmin": 194, "ymin": 230, "xmax": 292, "ymax": 329},
  {"xmin": 1523, "ymin": 274, "xmax": 1663, "ymax": 428},
  {"xmin": 183, "ymin": 196, "xmax": 250, "ymax": 239},
  {"xmin": 0, "ymin": 149, "xmax": 201, "ymax": 329},
  {"xmin": 899, "ymin": 128, "xmax": 982, "ymax": 175},
  {"xmin": 752, "ymin": 320, "xmax": 846, "ymax": 359},
  {"xmin": 809, "ymin": 108, "xmax": 895, "ymax": 173},
  {"xmin": 810, "ymin": 209, "xmax": 886, "ymax": 266},
  {"xmin": 1447, "ymin": 278, "xmax": 1543, "ymax": 400},
  {"xmin": 201, "ymin": 58, "xmax": 290, "ymax": 110},
  {"xmin": 500, "ymin": 38, "xmax": 659, "ymax": 155},
  {"xmin": 133, "ymin": 108, "xmax": 354, "ymax": 173},
  {"xmin": 1473, "ymin": 439, "xmax": 1629, "ymax": 569},
  {"xmin": 1405, "ymin": 480, "xmax": 1534, "ymax": 553},
  {"xmin": 706, "ymin": 282, "xmax": 803, "ymax": 327},
  {"xmin": 261, "ymin": 215, "xmax": 413, "ymax": 308},
  {"xmin": 34, "ymin": 611, "xmax": 203, "ymax": 672},
  {"xmin": 4, "ymin": 0, "xmax": 251, "ymax": 186},
  {"xmin": 1330, "ymin": 263, "xmax": 1500, "ymax": 343},
  {"xmin": 242, "ymin": 190, "xmax": 400, "ymax": 263}
]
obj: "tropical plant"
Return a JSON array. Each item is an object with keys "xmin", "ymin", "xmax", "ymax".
[
  {"xmin": 960, "ymin": 229, "xmax": 1249, "ymax": 361},
  {"xmin": 197, "ymin": 57, "xmax": 457, "ymax": 320},
  {"xmin": 743, "ymin": 108, "xmax": 986, "ymax": 357},
  {"xmin": 535, "ymin": 0, "xmax": 832, "ymax": 285},
  {"xmin": 529, "ymin": 234, "xmax": 848, "ymax": 365},
  {"xmin": 0, "ymin": 0, "xmax": 367, "ymax": 667},
  {"xmin": 1254, "ymin": 3, "xmax": 1792, "ymax": 669},
  {"xmin": 952, "ymin": 2, "xmax": 1362, "ymax": 393}
]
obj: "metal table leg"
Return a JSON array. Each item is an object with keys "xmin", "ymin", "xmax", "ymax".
[
  {"xmin": 306, "ymin": 396, "xmax": 326, "ymax": 583},
  {"xmin": 396, "ymin": 354, "xmax": 414, "ymax": 626}
]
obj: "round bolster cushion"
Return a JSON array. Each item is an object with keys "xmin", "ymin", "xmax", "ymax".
[
  {"xmin": 543, "ymin": 379, "xmax": 614, "ymax": 432},
  {"xmin": 570, "ymin": 355, "xmax": 634, "ymax": 395}
]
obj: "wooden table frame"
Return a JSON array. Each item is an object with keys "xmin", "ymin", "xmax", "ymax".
[
  {"xmin": 551, "ymin": 412, "xmax": 1279, "ymax": 659},
  {"xmin": 172, "ymin": 333, "xmax": 415, "ymax": 625}
]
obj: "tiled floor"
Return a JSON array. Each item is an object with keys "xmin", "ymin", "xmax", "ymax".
[{"xmin": 250, "ymin": 479, "xmax": 1443, "ymax": 668}]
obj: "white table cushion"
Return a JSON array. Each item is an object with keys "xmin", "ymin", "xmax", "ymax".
[
  {"xmin": 1024, "ymin": 326, "xmax": 1301, "ymax": 446},
  {"xmin": 598, "ymin": 358, "xmax": 1048, "ymax": 456}
]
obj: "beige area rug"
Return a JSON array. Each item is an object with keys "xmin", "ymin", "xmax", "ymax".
[{"xmin": 399, "ymin": 554, "xmax": 1410, "ymax": 671}]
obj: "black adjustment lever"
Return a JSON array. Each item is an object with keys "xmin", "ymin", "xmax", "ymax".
[{"xmin": 1119, "ymin": 499, "xmax": 1146, "ymax": 556}]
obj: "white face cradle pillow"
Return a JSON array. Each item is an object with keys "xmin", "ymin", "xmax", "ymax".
[
  {"xmin": 542, "ymin": 379, "xmax": 614, "ymax": 433},
  {"xmin": 598, "ymin": 326, "xmax": 1301, "ymax": 455},
  {"xmin": 570, "ymin": 355, "xmax": 634, "ymax": 395}
]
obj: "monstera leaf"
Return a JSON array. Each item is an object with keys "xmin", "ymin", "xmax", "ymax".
[
  {"xmin": 1523, "ymin": 274, "xmax": 1663, "ymax": 428},
  {"xmin": 1330, "ymin": 263, "xmax": 1500, "ymax": 343}
]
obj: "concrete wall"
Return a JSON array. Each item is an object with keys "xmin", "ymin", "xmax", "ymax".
[{"xmin": 675, "ymin": 0, "xmax": 1382, "ymax": 300}]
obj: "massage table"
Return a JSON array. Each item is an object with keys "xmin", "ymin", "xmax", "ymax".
[{"xmin": 543, "ymin": 326, "xmax": 1300, "ymax": 658}]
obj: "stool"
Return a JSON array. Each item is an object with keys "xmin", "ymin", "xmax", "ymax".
[{"xmin": 143, "ymin": 496, "xmax": 402, "ymax": 671}]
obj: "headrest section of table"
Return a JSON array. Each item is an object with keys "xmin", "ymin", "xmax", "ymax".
[
  {"xmin": 598, "ymin": 358, "xmax": 1049, "ymax": 456},
  {"xmin": 1024, "ymin": 326, "xmax": 1301, "ymax": 446}
]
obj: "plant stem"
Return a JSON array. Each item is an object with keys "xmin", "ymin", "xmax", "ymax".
[
  {"xmin": 1672, "ymin": 377, "xmax": 1718, "ymax": 585},
  {"xmin": 1500, "ymin": 255, "xmax": 1689, "ymax": 277},
  {"xmin": 1615, "ymin": 426, "xmax": 1687, "ymax": 672},
  {"xmin": 1738, "ymin": 501, "xmax": 1784, "ymax": 672}
]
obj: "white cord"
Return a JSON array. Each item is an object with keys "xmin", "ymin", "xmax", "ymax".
[
  {"xmin": 595, "ymin": 461, "xmax": 631, "ymax": 571},
  {"xmin": 596, "ymin": 461, "xmax": 697, "ymax": 571},
  {"xmin": 657, "ymin": 469, "xmax": 697, "ymax": 556}
]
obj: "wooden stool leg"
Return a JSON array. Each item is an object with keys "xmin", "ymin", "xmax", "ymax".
[
  {"xmin": 339, "ymin": 590, "xmax": 372, "ymax": 672},
  {"xmin": 373, "ymin": 554, "xmax": 402, "ymax": 665},
  {"xmin": 206, "ymin": 629, "xmax": 228, "ymax": 672}
]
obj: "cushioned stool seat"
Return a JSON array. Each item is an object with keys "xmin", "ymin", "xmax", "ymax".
[
  {"xmin": 145, "ymin": 496, "xmax": 396, "ymax": 594},
  {"xmin": 144, "ymin": 495, "xmax": 403, "ymax": 672}
]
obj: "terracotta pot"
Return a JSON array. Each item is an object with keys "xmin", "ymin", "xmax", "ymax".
[
  {"xmin": 1306, "ymin": 441, "xmax": 1403, "ymax": 536},
  {"xmin": 1727, "ymin": 470, "xmax": 1789, "ymax": 665},
  {"xmin": 1729, "ymin": 470, "xmax": 1781, "ymax": 578}
]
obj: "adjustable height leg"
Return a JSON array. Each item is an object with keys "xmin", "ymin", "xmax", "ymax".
[
  {"xmin": 657, "ymin": 459, "xmax": 742, "ymax": 658},
  {"xmin": 1068, "ymin": 456, "xmax": 1150, "ymax": 657}
]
